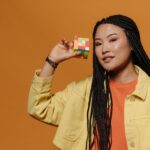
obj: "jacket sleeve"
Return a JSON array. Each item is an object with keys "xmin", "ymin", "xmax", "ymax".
[{"xmin": 27, "ymin": 69, "xmax": 88, "ymax": 126}]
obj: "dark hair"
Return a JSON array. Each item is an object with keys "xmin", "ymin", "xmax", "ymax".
[{"xmin": 86, "ymin": 14, "xmax": 150, "ymax": 150}]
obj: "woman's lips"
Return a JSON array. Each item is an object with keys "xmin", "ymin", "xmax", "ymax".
[{"xmin": 103, "ymin": 56, "xmax": 114, "ymax": 63}]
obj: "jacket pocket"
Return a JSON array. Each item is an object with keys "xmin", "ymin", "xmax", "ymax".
[
  {"xmin": 130, "ymin": 115, "xmax": 150, "ymax": 150},
  {"xmin": 63, "ymin": 125, "xmax": 84, "ymax": 142}
]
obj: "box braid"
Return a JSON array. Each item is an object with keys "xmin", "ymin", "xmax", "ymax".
[{"xmin": 86, "ymin": 14, "xmax": 150, "ymax": 150}]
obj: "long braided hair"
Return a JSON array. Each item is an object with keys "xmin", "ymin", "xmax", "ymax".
[{"xmin": 86, "ymin": 14, "xmax": 150, "ymax": 150}]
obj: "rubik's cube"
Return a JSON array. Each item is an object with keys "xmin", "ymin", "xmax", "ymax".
[{"xmin": 73, "ymin": 35, "xmax": 90, "ymax": 59}]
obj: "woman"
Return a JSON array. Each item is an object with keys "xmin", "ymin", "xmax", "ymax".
[{"xmin": 28, "ymin": 14, "xmax": 150, "ymax": 150}]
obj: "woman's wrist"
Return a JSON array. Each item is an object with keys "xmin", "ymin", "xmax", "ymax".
[
  {"xmin": 39, "ymin": 62, "xmax": 55, "ymax": 77},
  {"xmin": 45, "ymin": 56, "xmax": 58, "ymax": 69},
  {"xmin": 48, "ymin": 56, "xmax": 58, "ymax": 63}
]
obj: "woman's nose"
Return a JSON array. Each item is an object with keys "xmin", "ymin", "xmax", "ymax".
[{"xmin": 102, "ymin": 44, "xmax": 109, "ymax": 54}]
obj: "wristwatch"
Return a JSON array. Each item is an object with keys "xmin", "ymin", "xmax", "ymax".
[{"xmin": 45, "ymin": 56, "xmax": 58, "ymax": 69}]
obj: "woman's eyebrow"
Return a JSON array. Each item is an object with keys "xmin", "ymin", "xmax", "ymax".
[{"xmin": 95, "ymin": 33, "xmax": 118, "ymax": 41}]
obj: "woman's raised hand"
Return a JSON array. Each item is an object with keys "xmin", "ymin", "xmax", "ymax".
[{"xmin": 48, "ymin": 38, "xmax": 82, "ymax": 64}]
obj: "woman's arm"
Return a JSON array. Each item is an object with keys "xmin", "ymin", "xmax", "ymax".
[
  {"xmin": 27, "ymin": 68, "xmax": 78, "ymax": 125},
  {"xmin": 27, "ymin": 38, "xmax": 83, "ymax": 125}
]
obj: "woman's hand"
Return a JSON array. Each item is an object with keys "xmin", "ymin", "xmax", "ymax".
[{"xmin": 48, "ymin": 38, "xmax": 82, "ymax": 64}]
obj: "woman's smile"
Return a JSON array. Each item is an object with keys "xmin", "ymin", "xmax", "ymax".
[{"xmin": 102, "ymin": 55, "xmax": 115, "ymax": 63}]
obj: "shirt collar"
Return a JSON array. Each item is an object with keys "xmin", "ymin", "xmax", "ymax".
[{"xmin": 132, "ymin": 65, "xmax": 150, "ymax": 101}]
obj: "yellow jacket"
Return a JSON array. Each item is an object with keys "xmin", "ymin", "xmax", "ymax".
[{"xmin": 28, "ymin": 65, "xmax": 150, "ymax": 150}]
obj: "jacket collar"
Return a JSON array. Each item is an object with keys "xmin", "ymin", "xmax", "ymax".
[{"xmin": 131, "ymin": 65, "xmax": 150, "ymax": 101}]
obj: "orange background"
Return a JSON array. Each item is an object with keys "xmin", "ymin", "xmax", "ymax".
[{"xmin": 0, "ymin": 0, "xmax": 150, "ymax": 150}]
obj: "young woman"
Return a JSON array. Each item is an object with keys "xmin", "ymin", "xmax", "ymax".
[{"xmin": 28, "ymin": 14, "xmax": 150, "ymax": 150}]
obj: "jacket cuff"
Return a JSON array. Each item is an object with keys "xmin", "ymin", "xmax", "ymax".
[{"xmin": 31, "ymin": 69, "xmax": 55, "ymax": 91}]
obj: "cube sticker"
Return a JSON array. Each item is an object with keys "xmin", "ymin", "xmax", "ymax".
[{"xmin": 73, "ymin": 35, "xmax": 90, "ymax": 59}]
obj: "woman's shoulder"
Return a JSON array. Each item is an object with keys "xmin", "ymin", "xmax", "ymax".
[
  {"xmin": 74, "ymin": 74, "xmax": 93, "ymax": 87},
  {"xmin": 67, "ymin": 75, "xmax": 93, "ymax": 96}
]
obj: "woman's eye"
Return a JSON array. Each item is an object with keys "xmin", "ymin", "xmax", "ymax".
[
  {"xmin": 110, "ymin": 38, "xmax": 117, "ymax": 42},
  {"xmin": 95, "ymin": 42, "xmax": 102, "ymax": 46}
]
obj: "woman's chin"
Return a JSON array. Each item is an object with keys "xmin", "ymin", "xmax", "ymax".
[
  {"xmin": 103, "ymin": 64, "xmax": 125, "ymax": 74},
  {"xmin": 100, "ymin": 61, "xmax": 123, "ymax": 73},
  {"xmin": 102, "ymin": 65, "xmax": 115, "ymax": 72}
]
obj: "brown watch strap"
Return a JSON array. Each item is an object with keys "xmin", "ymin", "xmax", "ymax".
[{"xmin": 45, "ymin": 57, "xmax": 58, "ymax": 69}]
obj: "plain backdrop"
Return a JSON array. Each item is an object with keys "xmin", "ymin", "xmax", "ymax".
[{"xmin": 0, "ymin": 0, "xmax": 150, "ymax": 150}]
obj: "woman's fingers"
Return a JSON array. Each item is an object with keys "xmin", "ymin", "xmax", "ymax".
[
  {"xmin": 60, "ymin": 38, "xmax": 74, "ymax": 50},
  {"xmin": 59, "ymin": 38, "xmax": 83, "ymax": 58},
  {"xmin": 68, "ymin": 40, "xmax": 74, "ymax": 49},
  {"xmin": 60, "ymin": 38, "xmax": 69, "ymax": 49}
]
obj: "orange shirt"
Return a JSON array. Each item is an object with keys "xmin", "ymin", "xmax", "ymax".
[{"xmin": 91, "ymin": 78, "xmax": 137, "ymax": 150}]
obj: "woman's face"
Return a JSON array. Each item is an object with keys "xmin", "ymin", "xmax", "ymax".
[{"xmin": 94, "ymin": 23, "xmax": 132, "ymax": 72}]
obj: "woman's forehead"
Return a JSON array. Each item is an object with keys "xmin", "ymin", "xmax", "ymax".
[{"xmin": 95, "ymin": 23, "xmax": 125, "ymax": 39}]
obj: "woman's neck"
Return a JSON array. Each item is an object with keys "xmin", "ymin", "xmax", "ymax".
[{"xmin": 109, "ymin": 63, "xmax": 138, "ymax": 84}]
